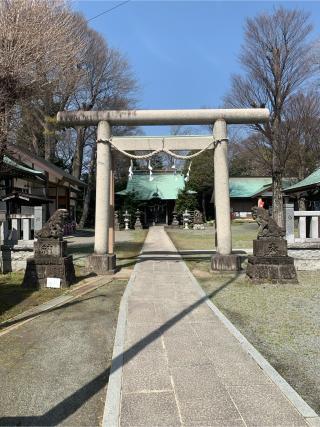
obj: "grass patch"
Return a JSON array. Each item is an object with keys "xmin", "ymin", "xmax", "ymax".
[
  {"xmin": 0, "ymin": 272, "xmax": 64, "ymax": 323},
  {"xmin": 167, "ymin": 222, "xmax": 258, "ymax": 250},
  {"xmin": 69, "ymin": 229, "xmax": 148, "ymax": 268},
  {"xmin": 0, "ymin": 230, "xmax": 147, "ymax": 323},
  {"xmin": 167, "ymin": 225, "xmax": 320, "ymax": 413},
  {"xmin": 186, "ymin": 259, "xmax": 320, "ymax": 414},
  {"xmin": 115, "ymin": 230, "xmax": 148, "ymax": 268}
]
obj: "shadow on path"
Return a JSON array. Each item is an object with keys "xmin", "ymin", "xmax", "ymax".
[
  {"xmin": 0, "ymin": 271, "xmax": 239, "ymax": 426},
  {"xmin": 0, "ymin": 294, "xmax": 107, "ymax": 331}
]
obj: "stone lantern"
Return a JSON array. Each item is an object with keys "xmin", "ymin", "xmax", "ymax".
[
  {"xmin": 123, "ymin": 210, "xmax": 131, "ymax": 230},
  {"xmin": 171, "ymin": 211, "xmax": 179, "ymax": 228},
  {"xmin": 134, "ymin": 209, "xmax": 143, "ymax": 230},
  {"xmin": 183, "ymin": 209, "xmax": 191, "ymax": 229}
]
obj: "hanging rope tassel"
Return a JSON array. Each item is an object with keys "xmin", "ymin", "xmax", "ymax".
[
  {"xmin": 171, "ymin": 157, "xmax": 176, "ymax": 174},
  {"xmin": 128, "ymin": 159, "xmax": 133, "ymax": 180},
  {"xmin": 184, "ymin": 161, "xmax": 192, "ymax": 182},
  {"xmin": 148, "ymin": 160, "xmax": 154, "ymax": 181}
]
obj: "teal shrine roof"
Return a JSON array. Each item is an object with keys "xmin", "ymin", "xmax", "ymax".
[{"xmin": 117, "ymin": 172, "xmax": 185, "ymax": 200}]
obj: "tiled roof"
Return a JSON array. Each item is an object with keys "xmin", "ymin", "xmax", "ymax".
[
  {"xmin": 285, "ymin": 169, "xmax": 320, "ymax": 192},
  {"xmin": 3, "ymin": 155, "xmax": 44, "ymax": 176},
  {"xmin": 117, "ymin": 172, "xmax": 185, "ymax": 200},
  {"xmin": 229, "ymin": 177, "xmax": 272, "ymax": 198}
]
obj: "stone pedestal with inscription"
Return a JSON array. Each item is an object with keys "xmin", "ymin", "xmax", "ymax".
[
  {"xmin": 22, "ymin": 209, "xmax": 75, "ymax": 289},
  {"xmin": 23, "ymin": 238, "xmax": 75, "ymax": 289},
  {"xmin": 246, "ymin": 207, "xmax": 297, "ymax": 283}
]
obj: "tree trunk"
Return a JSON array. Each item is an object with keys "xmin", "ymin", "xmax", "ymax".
[
  {"xmin": 0, "ymin": 112, "xmax": 7, "ymax": 164},
  {"xmin": 31, "ymin": 132, "xmax": 40, "ymax": 156},
  {"xmin": 271, "ymin": 119, "xmax": 284, "ymax": 228},
  {"xmin": 272, "ymin": 169, "xmax": 284, "ymax": 227},
  {"xmin": 0, "ymin": 101, "xmax": 13, "ymax": 166},
  {"xmin": 44, "ymin": 118, "xmax": 56, "ymax": 161},
  {"xmin": 201, "ymin": 191, "xmax": 207, "ymax": 222},
  {"xmin": 79, "ymin": 142, "xmax": 96, "ymax": 228},
  {"xmin": 72, "ymin": 126, "xmax": 86, "ymax": 179}
]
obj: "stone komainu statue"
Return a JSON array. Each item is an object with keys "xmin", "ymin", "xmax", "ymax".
[
  {"xmin": 35, "ymin": 209, "xmax": 70, "ymax": 239},
  {"xmin": 252, "ymin": 206, "xmax": 285, "ymax": 239}
]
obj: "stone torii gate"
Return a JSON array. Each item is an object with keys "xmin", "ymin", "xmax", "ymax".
[{"xmin": 57, "ymin": 108, "xmax": 269, "ymax": 273}]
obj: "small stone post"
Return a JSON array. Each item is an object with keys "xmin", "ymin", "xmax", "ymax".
[
  {"xmin": 34, "ymin": 206, "xmax": 45, "ymax": 233},
  {"xmin": 284, "ymin": 204, "xmax": 295, "ymax": 244},
  {"xmin": 0, "ymin": 212, "xmax": 8, "ymax": 242},
  {"xmin": 22, "ymin": 218, "xmax": 31, "ymax": 241},
  {"xmin": 114, "ymin": 211, "xmax": 121, "ymax": 231},
  {"xmin": 311, "ymin": 216, "xmax": 319, "ymax": 239}
]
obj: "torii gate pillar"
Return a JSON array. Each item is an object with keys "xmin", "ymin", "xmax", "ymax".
[
  {"xmin": 57, "ymin": 107, "xmax": 269, "ymax": 274},
  {"xmin": 211, "ymin": 119, "xmax": 241, "ymax": 271},
  {"xmin": 88, "ymin": 121, "xmax": 116, "ymax": 274}
]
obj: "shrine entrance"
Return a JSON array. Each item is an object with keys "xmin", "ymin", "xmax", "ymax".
[
  {"xmin": 57, "ymin": 108, "xmax": 269, "ymax": 273},
  {"xmin": 147, "ymin": 199, "xmax": 166, "ymax": 225}
]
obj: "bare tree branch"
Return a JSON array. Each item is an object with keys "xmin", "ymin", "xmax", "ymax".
[{"xmin": 224, "ymin": 7, "xmax": 315, "ymax": 225}]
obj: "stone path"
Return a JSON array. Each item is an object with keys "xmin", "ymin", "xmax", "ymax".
[{"xmin": 107, "ymin": 226, "xmax": 311, "ymax": 427}]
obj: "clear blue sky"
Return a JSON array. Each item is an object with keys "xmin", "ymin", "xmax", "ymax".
[{"xmin": 73, "ymin": 1, "xmax": 320, "ymax": 135}]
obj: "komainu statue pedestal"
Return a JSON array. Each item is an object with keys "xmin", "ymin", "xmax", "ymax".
[
  {"xmin": 246, "ymin": 207, "xmax": 297, "ymax": 283},
  {"xmin": 23, "ymin": 209, "xmax": 75, "ymax": 289},
  {"xmin": 246, "ymin": 239, "xmax": 297, "ymax": 283}
]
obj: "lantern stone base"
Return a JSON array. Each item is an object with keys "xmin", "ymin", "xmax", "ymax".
[
  {"xmin": 211, "ymin": 254, "xmax": 242, "ymax": 271},
  {"xmin": 87, "ymin": 253, "xmax": 117, "ymax": 275}
]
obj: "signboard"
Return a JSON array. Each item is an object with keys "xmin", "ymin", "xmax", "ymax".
[{"xmin": 46, "ymin": 278, "xmax": 61, "ymax": 289}]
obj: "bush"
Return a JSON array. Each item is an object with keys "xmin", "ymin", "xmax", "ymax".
[{"xmin": 175, "ymin": 189, "xmax": 198, "ymax": 214}]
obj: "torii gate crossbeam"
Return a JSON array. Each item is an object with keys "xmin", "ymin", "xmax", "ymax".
[{"xmin": 56, "ymin": 108, "xmax": 269, "ymax": 273}]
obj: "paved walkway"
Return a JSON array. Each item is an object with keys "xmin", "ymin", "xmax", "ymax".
[{"xmin": 108, "ymin": 226, "xmax": 310, "ymax": 426}]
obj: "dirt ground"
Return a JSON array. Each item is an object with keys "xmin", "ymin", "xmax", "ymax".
[
  {"xmin": 0, "ymin": 279, "xmax": 127, "ymax": 426},
  {"xmin": 0, "ymin": 229, "xmax": 147, "ymax": 323}
]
